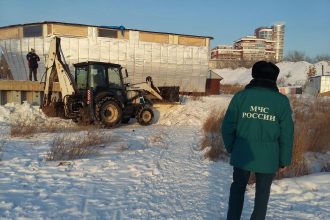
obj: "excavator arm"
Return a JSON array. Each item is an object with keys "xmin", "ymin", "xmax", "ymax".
[
  {"xmin": 42, "ymin": 37, "xmax": 78, "ymax": 116},
  {"xmin": 127, "ymin": 82, "xmax": 163, "ymax": 101}
]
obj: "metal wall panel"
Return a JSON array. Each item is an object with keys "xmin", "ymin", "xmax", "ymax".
[
  {"xmin": 89, "ymin": 39, "xmax": 100, "ymax": 61},
  {"xmin": 34, "ymin": 38, "xmax": 45, "ymax": 80},
  {"xmin": 78, "ymin": 38, "xmax": 89, "ymax": 62},
  {"xmin": 168, "ymin": 45, "xmax": 177, "ymax": 64},
  {"xmin": 118, "ymin": 41, "xmax": 127, "ymax": 63},
  {"xmin": 4, "ymin": 40, "xmax": 22, "ymax": 80},
  {"xmin": 109, "ymin": 40, "xmax": 119, "ymax": 64},
  {"xmin": 134, "ymin": 43, "xmax": 144, "ymax": 83},
  {"xmin": 100, "ymin": 39, "xmax": 110, "ymax": 62},
  {"xmin": 129, "ymin": 31, "xmax": 139, "ymax": 43},
  {"xmin": 11, "ymin": 40, "xmax": 25, "ymax": 80},
  {"xmin": 69, "ymin": 38, "xmax": 79, "ymax": 73},
  {"xmin": 1, "ymin": 32, "xmax": 210, "ymax": 92},
  {"xmin": 320, "ymin": 76, "xmax": 330, "ymax": 93},
  {"xmin": 21, "ymin": 38, "xmax": 30, "ymax": 79}
]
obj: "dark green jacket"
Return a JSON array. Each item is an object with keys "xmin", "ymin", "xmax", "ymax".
[{"xmin": 221, "ymin": 79, "xmax": 294, "ymax": 173}]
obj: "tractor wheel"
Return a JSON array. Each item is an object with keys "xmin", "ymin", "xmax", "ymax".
[
  {"xmin": 96, "ymin": 97, "xmax": 122, "ymax": 127},
  {"xmin": 137, "ymin": 107, "xmax": 154, "ymax": 126}
]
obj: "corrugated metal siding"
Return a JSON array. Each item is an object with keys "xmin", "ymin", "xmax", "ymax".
[{"xmin": 0, "ymin": 34, "xmax": 209, "ymax": 92}]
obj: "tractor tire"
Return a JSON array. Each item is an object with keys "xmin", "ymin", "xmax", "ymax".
[
  {"xmin": 136, "ymin": 107, "xmax": 154, "ymax": 126},
  {"xmin": 96, "ymin": 97, "xmax": 122, "ymax": 127}
]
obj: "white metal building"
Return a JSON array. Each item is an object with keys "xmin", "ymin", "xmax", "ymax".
[
  {"xmin": 0, "ymin": 22, "xmax": 213, "ymax": 92},
  {"xmin": 306, "ymin": 75, "xmax": 330, "ymax": 95}
]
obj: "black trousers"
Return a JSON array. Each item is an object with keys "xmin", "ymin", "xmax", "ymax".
[
  {"xmin": 29, "ymin": 68, "xmax": 38, "ymax": 81},
  {"xmin": 226, "ymin": 167, "xmax": 275, "ymax": 220}
]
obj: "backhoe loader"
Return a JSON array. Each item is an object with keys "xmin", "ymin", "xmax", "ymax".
[{"xmin": 41, "ymin": 37, "xmax": 162, "ymax": 127}]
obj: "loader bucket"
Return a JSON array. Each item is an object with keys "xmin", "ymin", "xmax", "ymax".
[{"xmin": 158, "ymin": 86, "xmax": 180, "ymax": 102}]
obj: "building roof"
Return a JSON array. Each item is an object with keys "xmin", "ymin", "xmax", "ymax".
[
  {"xmin": 0, "ymin": 21, "xmax": 214, "ymax": 40},
  {"xmin": 234, "ymin": 36, "xmax": 275, "ymax": 43},
  {"xmin": 309, "ymin": 75, "xmax": 330, "ymax": 79},
  {"xmin": 208, "ymin": 70, "xmax": 223, "ymax": 80},
  {"xmin": 73, "ymin": 61, "xmax": 122, "ymax": 68}
]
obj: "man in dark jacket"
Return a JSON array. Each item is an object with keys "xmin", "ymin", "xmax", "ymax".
[
  {"xmin": 222, "ymin": 61, "xmax": 294, "ymax": 220},
  {"xmin": 26, "ymin": 48, "xmax": 40, "ymax": 81}
]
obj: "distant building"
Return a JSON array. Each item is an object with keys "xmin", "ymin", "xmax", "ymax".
[
  {"xmin": 210, "ymin": 45, "xmax": 241, "ymax": 60},
  {"xmin": 255, "ymin": 27, "xmax": 273, "ymax": 40},
  {"xmin": 205, "ymin": 70, "xmax": 223, "ymax": 95},
  {"xmin": 211, "ymin": 23, "xmax": 285, "ymax": 63},
  {"xmin": 272, "ymin": 23, "xmax": 285, "ymax": 62},
  {"xmin": 305, "ymin": 75, "xmax": 330, "ymax": 96},
  {"xmin": 0, "ymin": 21, "xmax": 213, "ymax": 93}
]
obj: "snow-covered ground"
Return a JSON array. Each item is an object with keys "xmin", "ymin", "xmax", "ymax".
[
  {"xmin": 0, "ymin": 96, "xmax": 330, "ymax": 219},
  {"xmin": 212, "ymin": 61, "xmax": 330, "ymax": 86}
]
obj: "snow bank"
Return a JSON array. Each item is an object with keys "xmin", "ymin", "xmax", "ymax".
[
  {"xmin": 305, "ymin": 152, "xmax": 330, "ymax": 173},
  {"xmin": 212, "ymin": 61, "xmax": 330, "ymax": 86},
  {"xmin": 4, "ymin": 102, "xmax": 48, "ymax": 124},
  {"xmin": 0, "ymin": 102, "xmax": 75, "ymax": 138},
  {"xmin": 155, "ymin": 95, "xmax": 232, "ymax": 126},
  {"xmin": 0, "ymin": 96, "xmax": 232, "ymax": 132}
]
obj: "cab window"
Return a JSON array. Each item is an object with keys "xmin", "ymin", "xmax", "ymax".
[
  {"xmin": 90, "ymin": 65, "xmax": 107, "ymax": 88},
  {"xmin": 76, "ymin": 66, "xmax": 88, "ymax": 90},
  {"xmin": 108, "ymin": 66, "xmax": 122, "ymax": 88}
]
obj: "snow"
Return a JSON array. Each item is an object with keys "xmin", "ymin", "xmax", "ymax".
[
  {"xmin": 0, "ymin": 96, "xmax": 330, "ymax": 219},
  {"xmin": 212, "ymin": 61, "xmax": 330, "ymax": 86}
]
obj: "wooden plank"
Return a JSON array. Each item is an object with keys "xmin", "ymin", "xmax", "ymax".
[
  {"xmin": 0, "ymin": 27, "xmax": 19, "ymax": 40},
  {"xmin": 178, "ymin": 36, "xmax": 206, "ymax": 47},
  {"xmin": 140, "ymin": 32, "xmax": 169, "ymax": 44},
  {"xmin": 53, "ymin": 24, "xmax": 88, "ymax": 37},
  {"xmin": 117, "ymin": 30, "xmax": 129, "ymax": 40},
  {"xmin": 0, "ymin": 80, "xmax": 60, "ymax": 92},
  {"xmin": 6, "ymin": 91, "xmax": 21, "ymax": 103},
  {"xmin": 47, "ymin": 24, "xmax": 52, "ymax": 36},
  {"xmin": 169, "ymin": 35, "xmax": 179, "ymax": 44}
]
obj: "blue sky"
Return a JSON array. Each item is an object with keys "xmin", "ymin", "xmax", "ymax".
[{"xmin": 0, "ymin": 0, "xmax": 329, "ymax": 58}]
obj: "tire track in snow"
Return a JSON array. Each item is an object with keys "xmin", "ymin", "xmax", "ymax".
[{"xmin": 133, "ymin": 126, "xmax": 223, "ymax": 219}]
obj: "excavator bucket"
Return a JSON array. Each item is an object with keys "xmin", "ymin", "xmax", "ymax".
[{"xmin": 41, "ymin": 102, "xmax": 66, "ymax": 118}]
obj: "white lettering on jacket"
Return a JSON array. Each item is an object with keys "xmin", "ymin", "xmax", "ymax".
[{"xmin": 243, "ymin": 106, "xmax": 276, "ymax": 122}]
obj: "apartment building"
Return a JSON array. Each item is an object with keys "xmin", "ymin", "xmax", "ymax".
[
  {"xmin": 210, "ymin": 45, "xmax": 241, "ymax": 60},
  {"xmin": 211, "ymin": 23, "xmax": 285, "ymax": 62}
]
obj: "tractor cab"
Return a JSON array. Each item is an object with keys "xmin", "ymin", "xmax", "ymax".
[{"xmin": 73, "ymin": 61, "xmax": 128, "ymax": 105}]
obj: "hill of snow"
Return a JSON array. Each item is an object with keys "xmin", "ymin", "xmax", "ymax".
[{"xmin": 212, "ymin": 61, "xmax": 330, "ymax": 86}]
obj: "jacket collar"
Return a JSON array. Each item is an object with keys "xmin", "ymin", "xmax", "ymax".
[{"xmin": 245, "ymin": 79, "xmax": 279, "ymax": 92}]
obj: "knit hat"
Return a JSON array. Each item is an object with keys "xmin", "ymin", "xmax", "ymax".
[{"xmin": 252, "ymin": 61, "xmax": 280, "ymax": 82}]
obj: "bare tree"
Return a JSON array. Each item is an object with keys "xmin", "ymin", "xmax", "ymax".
[
  {"xmin": 313, "ymin": 54, "xmax": 330, "ymax": 62},
  {"xmin": 307, "ymin": 65, "xmax": 317, "ymax": 77},
  {"xmin": 284, "ymin": 50, "xmax": 330, "ymax": 63},
  {"xmin": 284, "ymin": 50, "xmax": 311, "ymax": 62}
]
